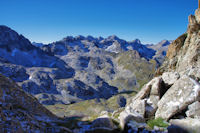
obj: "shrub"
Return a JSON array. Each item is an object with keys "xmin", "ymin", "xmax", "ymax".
[{"xmin": 147, "ymin": 118, "xmax": 169, "ymax": 129}]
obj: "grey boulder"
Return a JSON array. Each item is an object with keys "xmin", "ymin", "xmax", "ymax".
[{"xmin": 155, "ymin": 75, "xmax": 200, "ymax": 120}]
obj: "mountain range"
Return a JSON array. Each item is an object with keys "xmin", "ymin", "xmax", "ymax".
[
  {"xmin": 0, "ymin": 7, "xmax": 200, "ymax": 132},
  {"xmin": 0, "ymin": 25, "xmax": 170, "ymax": 108}
]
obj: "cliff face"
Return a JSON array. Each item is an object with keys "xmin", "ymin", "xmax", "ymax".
[
  {"xmin": 157, "ymin": 9, "xmax": 200, "ymax": 76},
  {"xmin": 119, "ymin": 9, "xmax": 200, "ymax": 132}
]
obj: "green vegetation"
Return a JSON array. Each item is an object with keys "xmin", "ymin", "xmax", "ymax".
[
  {"xmin": 55, "ymin": 117, "xmax": 84, "ymax": 129},
  {"xmin": 46, "ymin": 92, "xmax": 136, "ymax": 120},
  {"xmin": 115, "ymin": 51, "xmax": 156, "ymax": 91},
  {"xmin": 147, "ymin": 118, "xmax": 169, "ymax": 129}
]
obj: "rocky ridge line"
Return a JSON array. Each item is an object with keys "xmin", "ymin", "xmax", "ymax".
[{"xmin": 119, "ymin": 9, "xmax": 200, "ymax": 133}]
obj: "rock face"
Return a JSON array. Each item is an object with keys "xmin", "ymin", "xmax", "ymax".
[
  {"xmin": 155, "ymin": 75, "xmax": 200, "ymax": 120},
  {"xmin": 91, "ymin": 115, "xmax": 115, "ymax": 130},
  {"xmin": 120, "ymin": 9, "xmax": 200, "ymax": 131},
  {"xmin": 157, "ymin": 11, "xmax": 200, "ymax": 75},
  {"xmin": 119, "ymin": 77, "xmax": 166, "ymax": 128},
  {"xmin": 186, "ymin": 101, "xmax": 200, "ymax": 119},
  {"xmin": 161, "ymin": 72, "xmax": 180, "ymax": 87},
  {"xmin": 170, "ymin": 118, "xmax": 200, "ymax": 133}
]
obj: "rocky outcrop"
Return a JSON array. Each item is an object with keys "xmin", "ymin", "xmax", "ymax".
[
  {"xmin": 119, "ymin": 9, "xmax": 200, "ymax": 132},
  {"xmin": 119, "ymin": 77, "xmax": 166, "ymax": 128},
  {"xmin": 170, "ymin": 118, "xmax": 200, "ymax": 133},
  {"xmin": 91, "ymin": 114, "xmax": 115, "ymax": 130},
  {"xmin": 157, "ymin": 10, "xmax": 200, "ymax": 75},
  {"xmin": 0, "ymin": 26, "xmax": 34, "ymax": 51},
  {"xmin": 155, "ymin": 75, "xmax": 200, "ymax": 120},
  {"xmin": 0, "ymin": 74, "xmax": 71, "ymax": 132},
  {"xmin": 186, "ymin": 101, "xmax": 200, "ymax": 119}
]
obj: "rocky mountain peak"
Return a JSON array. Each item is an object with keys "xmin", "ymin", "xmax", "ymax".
[
  {"xmin": 188, "ymin": 9, "xmax": 200, "ymax": 34},
  {"xmin": 157, "ymin": 9, "xmax": 200, "ymax": 75},
  {"xmin": 132, "ymin": 39, "xmax": 141, "ymax": 44},
  {"xmin": 195, "ymin": 9, "xmax": 200, "ymax": 23},
  {"xmin": 107, "ymin": 35, "xmax": 120, "ymax": 41},
  {"xmin": 0, "ymin": 25, "xmax": 19, "ymax": 42},
  {"xmin": 159, "ymin": 40, "xmax": 170, "ymax": 47},
  {"xmin": 0, "ymin": 25, "xmax": 34, "ymax": 51}
]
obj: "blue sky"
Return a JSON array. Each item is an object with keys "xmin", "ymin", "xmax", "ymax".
[{"xmin": 0, "ymin": 0, "xmax": 197, "ymax": 44}]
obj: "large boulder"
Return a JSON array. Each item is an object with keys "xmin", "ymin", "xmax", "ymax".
[
  {"xmin": 91, "ymin": 115, "xmax": 115, "ymax": 130},
  {"xmin": 119, "ymin": 109, "xmax": 145, "ymax": 129},
  {"xmin": 186, "ymin": 101, "xmax": 200, "ymax": 119},
  {"xmin": 130, "ymin": 77, "xmax": 164, "ymax": 102},
  {"xmin": 162, "ymin": 72, "xmax": 180, "ymax": 87},
  {"xmin": 155, "ymin": 75, "xmax": 200, "ymax": 120},
  {"xmin": 119, "ymin": 77, "xmax": 166, "ymax": 128},
  {"xmin": 170, "ymin": 118, "xmax": 200, "ymax": 133}
]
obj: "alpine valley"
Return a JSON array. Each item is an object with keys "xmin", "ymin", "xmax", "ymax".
[{"xmin": 0, "ymin": 7, "xmax": 200, "ymax": 133}]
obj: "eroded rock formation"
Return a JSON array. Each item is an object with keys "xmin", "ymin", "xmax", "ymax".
[{"xmin": 120, "ymin": 9, "xmax": 200, "ymax": 133}]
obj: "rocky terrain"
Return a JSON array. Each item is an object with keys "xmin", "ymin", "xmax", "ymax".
[
  {"xmin": 0, "ymin": 24, "xmax": 172, "ymax": 132},
  {"xmin": 0, "ymin": 7, "xmax": 199, "ymax": 133},
  {"xmin": 0, "ymin": 25, "xmax": 169, "ymax": 111},
  {"xmin": 147, "ymin": 40, "xmax": 171, "ymax": 67},
  {"xmin": 0, "ymin": 74, "xmax": 73, "ymax": 132},
  {"xmin": 118, "ymin": 9, "xmax": 200, "ymax": 133}
]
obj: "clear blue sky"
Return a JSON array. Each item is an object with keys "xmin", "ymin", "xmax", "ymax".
[{"xmin": 0, "ymin": 0, "xmax": 197, "ymax": 44}]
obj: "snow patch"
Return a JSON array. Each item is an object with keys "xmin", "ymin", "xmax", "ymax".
[
  {"xmin": 189, "ymin": 78, "xmax": 200, "ymax": 97},
  {"xmin": 179, "ymin": 97, "xmax": 184, "ymax": 103},
  {"xmin": 177, "ymin": 90, "xmax": 182, "ymax": 96},
  {"xmin": 29, "ymin": 75, "xmax": 33, "ymax": 80},
  {"xmin": 105, "ymin": 44, "xmax": 119, "ymax": 53},
  {"xmin": 167, "ymin": 101, "xmax": 180, "ymax": 107}
]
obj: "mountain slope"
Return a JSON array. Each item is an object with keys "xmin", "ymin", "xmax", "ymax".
[
  {"xmin": 0, "ymin": 74, "xmax": 69, "ymax": 132},
  {"xmin": 147, "ymin": 40, "xmax": 171, "ymax": 67},
  {"xmin": 0, "ymin": 25, "xmax": 169, "ymax": 119}
]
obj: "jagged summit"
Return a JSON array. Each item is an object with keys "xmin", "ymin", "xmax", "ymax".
[
  {"xmin": 131, "ymin": 38, "xmax": 141, "ymax": 44},
  {"xmin": 157, "ymin": 8, "xmax": 200, "ymax": 74},
  {"xmin": 0, "ymin": 25, "xmax": 162, "ymax": 107},
  {"xmin": 0, "ymin": 25, "xmax": 34, "ymax": 51}
]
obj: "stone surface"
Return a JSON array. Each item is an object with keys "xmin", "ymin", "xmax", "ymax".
[
  {"xmin": 125, "ymin": 121, "xmax": 147, "ymax": 133},
  {"xmin": 119, "ymin": 99, "xmax": 147, "ymax": 128},
  {"xmin": 119, "ymin": 77, "xmax": 166, "ymax": 128},
  {"xmin": 130, "ymin": 77, "xmax": 163, "ymax": 102},
  {"xmin": 170, "ymin": 118, "xmax": 200, "ymax": 133},
  {"xmin": 91, "ymin": 115, "xmax": 115, "ymax": 129},
  {"xmin": 120, "ymin": 8, "xmax": 200, "ymax": 132},
  {"xmin": 162, "ymin": 72, "xmax": 180, "ymax": 87},
  {"xmin": 0, "ymin": 74, "xmax": 71, "ymax": 132},
  {"xmin": 155, "ymin": 75, "xmax": 200, "ymax": 120},
  {"xmin": 195, "ymin": 9, "xmax": 200, "ymax": 23},
  {"xmin": 186, "ymin": 101, "xmax": 200, "ymax": 119},
  {"xmin": 117, "ymin": 95, "xmax": 126, "ymax": 107},
  {"xmin": 119, "ymin": 110, "xmax": 145, "ymax": 129},
  {"xmin": 157, "ymin": 9, "xmax": 200, "ymax": 75}
]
